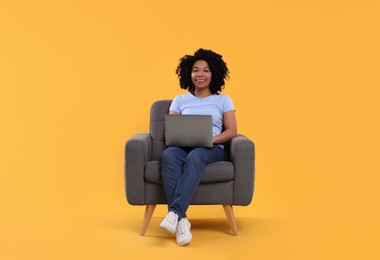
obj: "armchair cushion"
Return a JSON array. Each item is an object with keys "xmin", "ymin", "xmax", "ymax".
[{"xmin": 145, "ymin": 160, "xmax": 234, "ymax": 184}]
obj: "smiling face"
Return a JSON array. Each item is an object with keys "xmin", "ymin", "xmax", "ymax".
[{"xmin": 191, "ymin": 60, "xmax": 212, "ymax": 91}]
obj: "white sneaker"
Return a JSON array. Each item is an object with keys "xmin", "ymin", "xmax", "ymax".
[
  {"xmin": 160, "ymin": 211, "xmax": 178, "ymax": 234},
  {"xmin": 176, "ymin": 218, "xmax": 192, "ymax": 246}
]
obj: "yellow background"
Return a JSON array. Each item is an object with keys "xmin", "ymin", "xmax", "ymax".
[{"xmin": 1, "ymin": 0, "xmax": 379, "ymax": 259}]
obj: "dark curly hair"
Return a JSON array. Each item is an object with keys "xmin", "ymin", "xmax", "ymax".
[{"xmin": 175, "ymin": 48, "xmax": 229, "ymax": 94}]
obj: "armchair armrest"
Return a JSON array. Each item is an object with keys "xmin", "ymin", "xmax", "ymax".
[
  {"xmin": 125, "ymin": 133, "xmax": 152, "ymax": 205},
  {"xmin": 229, "ymin": 134, "xmax": 255, "ymax": 205}
]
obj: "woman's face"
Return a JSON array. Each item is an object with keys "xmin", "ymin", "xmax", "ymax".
[{"xmin": 191, "ymin": 60, "xmax": 212, "ymax": 90}]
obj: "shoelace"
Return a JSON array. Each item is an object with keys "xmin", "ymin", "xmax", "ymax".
[
  {"xmin": 177, "ymin": 220, "xmax": 190, "ymax": 235},
  {"xmin": 167, "ymin": 213, "xmax": 177, "ymax": 225}
]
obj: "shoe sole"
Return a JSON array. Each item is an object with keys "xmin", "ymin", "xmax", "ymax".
[{"xmin": 177, "ymin": 234, "xmax": 192, "ymax": 246}]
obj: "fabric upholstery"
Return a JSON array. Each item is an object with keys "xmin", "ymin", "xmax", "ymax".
[{"xmin": 150, "ymin": 100, "xmax": 171, "ymax": 161}]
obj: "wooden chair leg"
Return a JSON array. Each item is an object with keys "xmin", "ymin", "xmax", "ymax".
[
  {"xmin": 140, "ymin": 204, "xmax": 156, "ymax": 236},
  {"xmin": 223, "ymin": 205, "xmax": 238, "ymax": 236}
]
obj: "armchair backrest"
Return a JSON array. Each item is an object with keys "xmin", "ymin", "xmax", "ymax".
[{"xmin": 150, "ymin": 100, "xmax": 172, "ymax": 160}]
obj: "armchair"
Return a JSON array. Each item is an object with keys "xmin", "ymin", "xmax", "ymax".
[{"xmin": 125, "ymin": 100, "xmax": 255, "ymax": 235}]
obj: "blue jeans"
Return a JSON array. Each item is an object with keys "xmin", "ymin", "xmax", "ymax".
[{"xmin": 160, "ymin": 145, "xmax": 225, "ymax": 219}]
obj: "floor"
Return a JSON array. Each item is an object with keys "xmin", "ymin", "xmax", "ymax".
[{"xmin": 1, "ymin": 201, "xmax": 377, "ymax": 260}]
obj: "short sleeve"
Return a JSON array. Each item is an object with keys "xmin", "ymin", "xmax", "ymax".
[
  {"xmin": 169, "ymin": 95, "xmax": 181, "ymax": 113},
  {"xmin": 223, "ymin": 95, "xmax": 235, "ymax": 113}
]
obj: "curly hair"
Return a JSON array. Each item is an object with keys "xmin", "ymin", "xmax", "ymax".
[{"xmin": 175, "ymin": 48, "xmax": 230, "ymax": 94}]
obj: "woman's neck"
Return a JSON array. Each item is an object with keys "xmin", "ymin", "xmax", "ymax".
[{"xmin": 193, "ymin": 88, "xmax": 212, "ymax": 98}]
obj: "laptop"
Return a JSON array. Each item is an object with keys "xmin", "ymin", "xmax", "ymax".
[{"xmin": 164, "ymin": 114, "xmax": 213, "ymax": 148}]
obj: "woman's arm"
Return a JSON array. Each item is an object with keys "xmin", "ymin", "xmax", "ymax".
[
  {"xmin": 169, "ymin": 110, "xmax": 180, "ymax": 115},
  {"xmin": 213, "ymin": 110, "xmax": 237, "ymax": 144}
]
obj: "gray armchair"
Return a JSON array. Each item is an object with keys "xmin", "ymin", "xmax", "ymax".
[{"xmin": 125, "ymin": 100, "xmax": 255, "ymax": 236}]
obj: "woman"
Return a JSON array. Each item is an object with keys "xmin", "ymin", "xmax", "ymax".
[{"xmin": 160, "ymin": 48, "xmax": 237, "ymax": 246}]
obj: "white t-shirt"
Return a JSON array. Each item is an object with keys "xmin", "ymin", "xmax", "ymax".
[{"xmin": 169, "ymin": 92, "xmax": 235, "ymax": 137}]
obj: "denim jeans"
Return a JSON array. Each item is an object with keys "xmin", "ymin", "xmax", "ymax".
[{"xmin": 160, "ymin": 145, "xmax": 225, "ymax": 219}]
